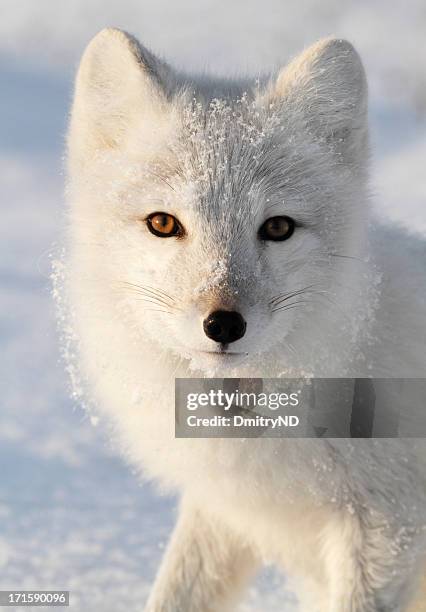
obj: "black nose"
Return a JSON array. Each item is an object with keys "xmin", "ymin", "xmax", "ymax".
[{"xmin": 203, "ymin": 310, "xmax": 246, "ymax": 344}]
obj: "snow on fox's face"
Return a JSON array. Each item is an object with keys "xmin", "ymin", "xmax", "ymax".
[
  {"xmin": 68, "ymin": 31, "xmax": 368, "ymax": 374},
  {"xmin": 75, "ymin": 97, "xmax": 364, "ymax": 374}
]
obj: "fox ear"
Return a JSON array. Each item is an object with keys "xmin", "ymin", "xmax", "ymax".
[
  {"xmin": 272, "ymin": 38, "xmax": 368, "ymax": 163},
  {"xmin": 68, "ymin": 28, "xmax": 170, "ymax": 171}
]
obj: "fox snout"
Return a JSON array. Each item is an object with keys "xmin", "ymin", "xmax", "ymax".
[{"xmin": 203, "ymin": 310, "xmax": 246, "ymax": 344}]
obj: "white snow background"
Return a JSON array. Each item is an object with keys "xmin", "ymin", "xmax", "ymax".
[{"xmin": 1, "ymin": 1, "xmax": 426, "ymax": 610}]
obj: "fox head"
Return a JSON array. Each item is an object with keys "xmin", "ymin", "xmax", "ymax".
[{"xmin": 67, "ymin": 29, "xmax": 370, "ymax": 376}]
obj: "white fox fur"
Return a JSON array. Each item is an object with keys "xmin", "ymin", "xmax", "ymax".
[{"xmin": 65, "ymin": 28, "xmax": 426, "ymax": 611}]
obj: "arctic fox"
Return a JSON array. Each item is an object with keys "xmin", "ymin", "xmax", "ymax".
[{"xmin": 65, "ymin": 28, "xmax": 426, "ymax": 611}]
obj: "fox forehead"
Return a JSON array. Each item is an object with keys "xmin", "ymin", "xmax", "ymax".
[
  {"xmin": 181, "ymin": 97, "xmax": 296, "ymax": 217},
  {"xmin": 128, "ymin": 96, "xmax": 333, "ymax": 229}
]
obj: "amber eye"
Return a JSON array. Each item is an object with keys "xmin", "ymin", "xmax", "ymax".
[
  {"xmin": 146, "ymin": 212, "xmax": 183, "ymax": 238},
  {"xmin": 258, "ymin": 216, "xmax": 295, "ymax": 242}
]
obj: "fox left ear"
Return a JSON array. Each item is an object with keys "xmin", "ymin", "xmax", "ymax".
[
  {"xmin": 68, "ymin": 28, "xmax": 171, "ymax": 173},
  {"xmin": 271, "ymin": 38, "xmax": 368, "ymax": 165}
]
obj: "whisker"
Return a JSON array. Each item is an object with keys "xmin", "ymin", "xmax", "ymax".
[
  {"xmin": 143, "ymin": 285, "xmax": 177, "ymax": 302},
  {"xmin": 329, "ymin": 253, "xmax": 365, "ymax": 263},
  {"xmin": 125, "ymin": 297, "xmax": 178, "ymax": 315},
  {"xmin": 120, "ymin": 281, "xmax": 176, "ymax": 302},
  {"xmin": 269, "ymin": 284, "xmax": 319, "ymax": 307},
  {"xmin": 271, "ymin": 299, "xmax": 309, "ymax": 313},
  {"xmin": 127, "ymin": 298, "xmax": 175, "ymax": 314},
  {"xmin": 129, "ymin": 297, "xmax": 174, "ymax": 309},
  {"xmin": 140, "ymin": 307, "xmax": 175, "ymax": 315},
  {"xmin": 116, "ymin": 281, "xmax": 179, "ymax": 309},
  {"xmin": 270, "ymin": 286, "xmax": 315, "ymax": 307},
  {"xmin": 122, "ymin": 288, "xmax": 175, "ymax": 308},
  {"xmin": 272, "ymin": 305, "xmax": 305, "ymax": 314}
]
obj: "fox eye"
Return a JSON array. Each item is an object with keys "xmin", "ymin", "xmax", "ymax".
[
  {"xmin": 146, "ymin": 212, "xmax": 183, "ymax": 238},
  {"xmin": 258, "ymin": 216, "xmax": 295, "ymax": 242}
]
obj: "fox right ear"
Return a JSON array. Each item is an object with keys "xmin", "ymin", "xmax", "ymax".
[
  {"xmin": 270, "ymin": 38, "xmax": 368, "ymax": 165},
  {"xmin": 68, "ymin": 28, "xmax": 170, "ymax": 172}
]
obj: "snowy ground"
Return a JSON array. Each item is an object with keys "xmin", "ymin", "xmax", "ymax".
[{"xmin": 1, "ymin": 2, "xmax": 425, "ymax": 610}]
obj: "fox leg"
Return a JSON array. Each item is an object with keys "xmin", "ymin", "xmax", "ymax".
[
  {"xmin": 305, "ymin": 508, "xmax": 426, "ymax": 612},
  {"xmin": 144, "ymin": 497, "xmax": 257, "ymax": 612}
]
